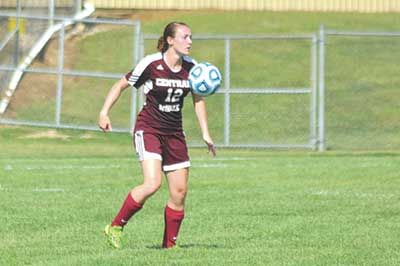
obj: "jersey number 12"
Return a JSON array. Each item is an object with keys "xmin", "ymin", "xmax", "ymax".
[{"xmin": 165, "ymin": 88, "xmax": 183, "ymax": 103}]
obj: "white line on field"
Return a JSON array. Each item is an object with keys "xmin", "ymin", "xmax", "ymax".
[
  {"xmin": 32, "ymin": 188, "xmax": 65, "ymax": 193},
  {"xmin": 194, "ymin": 157, "xmax": 261, "ymax": 161},
  {"xmin": 4, "ymin": 164, "xmax": 123, "ymax": 171},
  {"xmin": 0, "ymin": 158, "xmax": 132, "ymax": 164},
  {"xmin": 2, "ymin": 157, "xmax": 255, "ymax": 171},
  {"xmin": 308, "ymin": 190, "xmax": 396, "ymax": 199},
  {"xmin": 0, "ymin": 156, "xmax": 260, "ymax": 163},
  {"xmin": 192, "ymin": 163, "xmax": 228, "ymax": 168},
  {"xmin": 3, "ymin": 163, "xmax": 230, "ymax": 171},
  {"xmin": 0, "ymin": 186, "xmax": 119, "ymax": 193}
]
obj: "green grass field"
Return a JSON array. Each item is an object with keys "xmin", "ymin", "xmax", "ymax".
[{"xmin": 1, "ymin": 126, "xmax": 400, "ymax": 265}]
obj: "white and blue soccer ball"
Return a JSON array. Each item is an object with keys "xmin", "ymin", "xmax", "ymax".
[{"xmin": 188, "ymin": 62, "xmax": 222, "ymax": 97}]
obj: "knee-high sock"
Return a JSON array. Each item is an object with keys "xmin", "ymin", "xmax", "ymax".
[
  {"xmin": 111, "ymin": 193, "xmax": 142, "ymax": 227},
  {"xmin": 162, "ymin": 205, "xmax": 185, "ymax": 248}
]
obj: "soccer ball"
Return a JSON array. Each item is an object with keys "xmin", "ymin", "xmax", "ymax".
[{"xmin": 188, "ymin": 62, "xmax": 222, "ymax": 97}]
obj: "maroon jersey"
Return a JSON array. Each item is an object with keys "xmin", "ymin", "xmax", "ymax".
[{"xmin": 126, "ymin": 52, "xmax": 196, "ymax": 134}]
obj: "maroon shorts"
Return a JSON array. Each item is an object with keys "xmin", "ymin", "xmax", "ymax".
[{"xmin": 133, "ymin": 130, "xmax": 190, "ymax": 172}]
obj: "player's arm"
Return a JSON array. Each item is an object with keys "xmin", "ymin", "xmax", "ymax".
[
  {"xmin": 192, "ymin": 93, "xmax": 216, "ymax": 156},
  {"xmin": 98, "ymin": 76, "xmax": 130, "ymax": 132}
]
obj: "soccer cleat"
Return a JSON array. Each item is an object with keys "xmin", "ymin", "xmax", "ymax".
[{"xmin": 104, "ymin": 224, "xmax": 123, "ymax": 249}]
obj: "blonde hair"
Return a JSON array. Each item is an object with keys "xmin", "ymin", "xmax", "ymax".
[{"xmin": 157, "ymin": 21, "xmax": 189, "ymax": 53}]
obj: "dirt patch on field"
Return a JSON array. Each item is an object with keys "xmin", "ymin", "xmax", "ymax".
[
  {"xmin": 79, "ymin": 132, "xmax": 97, "ymax": 139},
  {"xmin": 20, "ymin": 129, "xmax": 70, "ymax": 140}
]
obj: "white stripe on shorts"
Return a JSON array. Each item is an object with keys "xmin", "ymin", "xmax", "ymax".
[
  {"xmin": 163, "ymin": 161, "xmax": 191, "ymax": 172},
  {"xmin": 134, "ymin": 130, "xmax": 162, "ymax": 161}
]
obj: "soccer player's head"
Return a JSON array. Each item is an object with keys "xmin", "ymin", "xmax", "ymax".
[{"xmin": 157, "ymin": 22, "xmax": 192, "ymax": 56}]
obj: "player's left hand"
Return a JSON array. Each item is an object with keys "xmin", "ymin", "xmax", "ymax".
[
  {"xmin": 207, "ymin": 142, "xmax": 217, "ymax": 157},
  {"xmin": 203, "ymin": 135, "xmax": 216, "ymax": 157}
]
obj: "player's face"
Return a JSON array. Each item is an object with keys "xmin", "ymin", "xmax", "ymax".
[{"xmin": 169, "ymin": 25, "xmax": 192, "ymax": 56}]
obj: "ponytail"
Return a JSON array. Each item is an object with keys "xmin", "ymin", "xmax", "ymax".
[{"xmin": 157, "ymin": 36, "xmax": 168, "ymax": 53}]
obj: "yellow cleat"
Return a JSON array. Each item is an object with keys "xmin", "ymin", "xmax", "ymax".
[{"xmin": 104, "ymin": 224, "xmax": 123, "ymax": 249}]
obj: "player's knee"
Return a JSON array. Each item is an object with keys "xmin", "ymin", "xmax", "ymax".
[
  {"xmin": 143, "ymin": 179, "xmax": 161, "ymax": 195},
  {"xmin": 172, "ymin": 187, "xmax": 187, "ymax": 201}
]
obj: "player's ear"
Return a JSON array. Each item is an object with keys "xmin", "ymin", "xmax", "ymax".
[{"xmin": 167, "ymin": 35, "xmax": 174, "ymax": 46}]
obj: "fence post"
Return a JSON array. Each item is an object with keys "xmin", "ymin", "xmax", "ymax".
[
  {"xmin": 310, "ymin": 34, "xmax": 318, "ymax": 150},
  {"xmin": 56, "ymin": 23, "xmax": 65, "ymax": 126},
  {"xmin": 14, "ymin": 0, "xmax": 21, "ymax": 67},
  {"xmin": 130, "ymin": 21, "xmax": 141, "ymax": 131},
  {"xmin": 137, "ymin": 31, "xmax": 145, "ymax": 116},
  {"xmin": 318, "ymin": 25, "xmax": 326, "ymax": 151},
  {"xmin": 48, "ymin": 0, "xmax": 54, "ymax": 27},
  {"xmin": 75, "ymin": 0, "xmax": 82, "ymax": 15},
  {"xmin": 224, "ymin": 38, "xmax": 231, "ymax": 146}
]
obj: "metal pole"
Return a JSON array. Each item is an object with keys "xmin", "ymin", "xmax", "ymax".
[
  {"xmin": 75, "ymin": 0, "xmax": 82, "ymax": 15},
  {"xmin": 138, "ymin": 33, "xmax": 145, "ymax": 112},
  {"xmin": 14, "ymin": 0, "xmax": 21, "ymax": 67},
  {"xmin": 56, "ymin": 23, "xmax": 65, "ymax": 126},
  {"xmin": 48, "ymin": 0, "xmax": 54, "ymax": 27},
  {"xmin": 130, "ymin": 21, "xmax": 141, "ymax": 131},
  {"xmin": 318, "ymin": 25, "xmax": 326, "ymax": 151},
  {"xmin": 224, "ymin": 38, "xmax": 231, "ymax": 146},
  {"xmin": 310, "ymin": 35, "xmax": 318, "ymax": 150}
]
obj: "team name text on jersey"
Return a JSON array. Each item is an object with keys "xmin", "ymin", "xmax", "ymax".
[{"xmin": 156, "ymin": 78, "xmax": 190, "ymax": 88}]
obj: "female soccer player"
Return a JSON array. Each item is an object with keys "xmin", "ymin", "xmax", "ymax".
[{"xmin": 98, "ymin": 21, "xmax": 216, "ymax": 249}]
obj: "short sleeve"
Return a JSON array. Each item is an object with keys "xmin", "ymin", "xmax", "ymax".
[
  {"xmin": 125, "ymin": 63, "xmax": 150, "ymax": 89},
  {"xmin": 125, "ymin": 53, "xmax": 161, "ymax": 88}
]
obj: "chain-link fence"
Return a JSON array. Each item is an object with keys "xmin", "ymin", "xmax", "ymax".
[
  {"xmin": 1, "ymin": 7, "xmax": 400, "ymax": 150},
  {"xmin": 0, "ymin": 21, "xmax": 319, "ymax": 149},
  {"xmin": 0, "ymin": 1, "xmax": 321, "ymax": 149},
  {"xmin": 0, "ymin": 15, "xmax": 141, "ymax": 130},
  {"xmin": 0, "ymin": 0, "xmax": 83, "ymax": 110},
  {"xmin": 322, "ymin": 29, "xmax": 400, "ymax": 151},
  {"xmin": 141, "ymin": 34, "xmax": 318, "ymax": 148}
]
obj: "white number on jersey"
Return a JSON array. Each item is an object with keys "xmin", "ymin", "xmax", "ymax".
[{"xmin": 165, "ymin": 88, "xmax": 183, "ymax": 103}]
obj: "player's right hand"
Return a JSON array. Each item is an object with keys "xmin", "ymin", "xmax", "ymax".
[{"xmin": 98, "ymin": 113, "xmax": 112, "ymax": 132}]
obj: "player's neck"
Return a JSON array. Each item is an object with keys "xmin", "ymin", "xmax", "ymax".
[{"xmin": 163, "ymin": 50, "xmax": 182, "ymax": 72}]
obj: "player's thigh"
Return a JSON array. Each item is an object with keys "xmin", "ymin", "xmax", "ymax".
[
  {"xmin": 140, "ymin": 159, "xmax": 163, "ymax": 189},
  {"xmin": 166, "ymin": 168, "xmax": 189, "ymax": 194},
  {"xmin": 134, "ymin": 131, "xmax": 163, "ymax": 186}
]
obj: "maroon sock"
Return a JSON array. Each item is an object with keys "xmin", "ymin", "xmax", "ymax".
[
  {"xmin": 111, "ymin": 193, "xmax": 142, "ymax": 227},
  {"xmin": 162, "ymin": 205, "xmax": 185, "ymax": 248}
]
